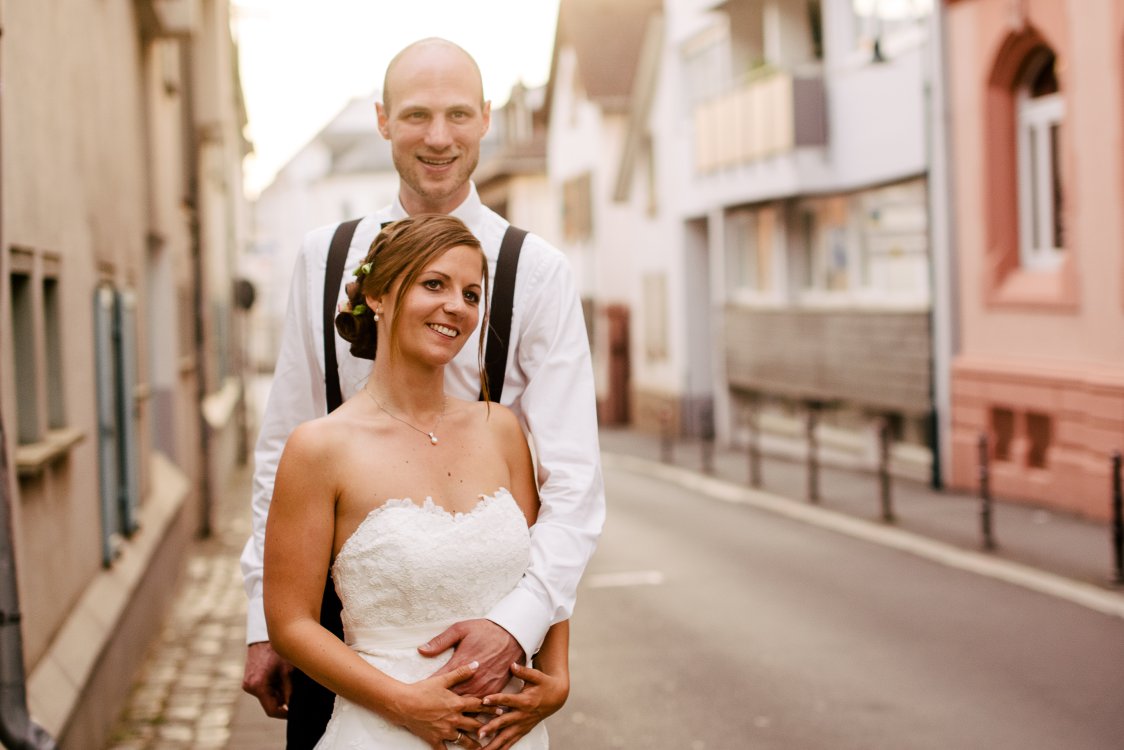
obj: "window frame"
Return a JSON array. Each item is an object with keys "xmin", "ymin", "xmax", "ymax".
[
  {"xmin": 848, "ymin": 0, "xmax": 933, "ymax": 62},
  {"xmin": 93, "ymin": 284, "xmax": 143, "ymax": 566},
  {"xmin": 727, "ymin": 204, "xmax": 783, "ymax": 306},
  {"xmin": 795, "ymin": 195, "xmax": 855, "ymax": 303},
  {"xmin": 8, "ymin": 248, "xmax": 77, "ymax": 476},
  {"xmin": 980, "ymin": 29, "xmax": 1078, "ymax": 310},
  {"xmin": 1016, "ymin": 85, "xmax": 1065, "ymax": 271},
  {"xmin": 561, "ymin": 172, "xmax": 593, "ymax": 243},
  {"xmin": 9, "ymin": 268, "xmax": 39, "ymax": 444}
]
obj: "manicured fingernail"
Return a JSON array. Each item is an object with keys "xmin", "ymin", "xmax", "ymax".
[
  {"xmin": 469, "ymin": 660, "xmax": 479, "ymax": 669},
  {"xmin": 482, "ymin": 697, "xmax": 492, "ymax": 705}
]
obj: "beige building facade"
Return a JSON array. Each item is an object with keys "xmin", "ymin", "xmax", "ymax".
[
  {"xmin": 946, "ymin": 0, "xmax": 1124, "ymax": 517},
  {"xmin": 1, "ymin": 0, "xmax": 250, "ymax": 744}
]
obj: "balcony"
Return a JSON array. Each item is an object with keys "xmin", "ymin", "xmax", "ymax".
[{"xmin": 693, "ymin": 68, "xmax": 826, "ymax": 173}]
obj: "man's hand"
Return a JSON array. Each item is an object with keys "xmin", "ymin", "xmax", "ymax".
[
  {"xmin": 242, "ymin": 641, "xmax": 293, "ymax": 718},
  {"xmin": 418, "ymin": 619, "xmax": 524, "ymax": 697}
]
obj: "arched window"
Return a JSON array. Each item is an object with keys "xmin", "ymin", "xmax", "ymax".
[{"xmin": 1015, "ymin": 48, "xmax": 1064, "ymax": 270}]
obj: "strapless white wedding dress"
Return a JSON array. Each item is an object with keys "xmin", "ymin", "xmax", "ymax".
[{"xmin": 314, "ymin": 488, "xmax": 549, "ymax": 749}]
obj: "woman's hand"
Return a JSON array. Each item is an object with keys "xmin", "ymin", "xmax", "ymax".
[
  {"xmin": 475, "ymin": 662, "xmax": 570, "ymax": 750},
  {"xmin": 391, "ymin": 662, "xmax": 488, "ymax": 749}
]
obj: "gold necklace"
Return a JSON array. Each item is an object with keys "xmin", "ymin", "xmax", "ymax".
[{"xmin": 364, "ymin": 387, "xmax": 446, "ymax": 446}]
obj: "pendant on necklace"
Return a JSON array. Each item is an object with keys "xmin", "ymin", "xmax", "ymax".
[{"xmin": 428, "ymin": 433, "xmax": 438, "ymax": 445}]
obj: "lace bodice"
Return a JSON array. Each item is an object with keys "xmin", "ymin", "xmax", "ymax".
[
  {"xmin": 314, "ymin": 488, "xmax": 548, "ymax": 749},
  {"xmin": 332, "ymin": 488, "xmax": 531, "ymax": 637}
]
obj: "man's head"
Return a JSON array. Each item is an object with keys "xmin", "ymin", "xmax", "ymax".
[{"xmin": 377, "ymin": 38, "xmax": 491, "ymax": 215}]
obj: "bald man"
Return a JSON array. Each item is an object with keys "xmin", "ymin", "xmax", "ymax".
[{"xmin": 240, "ymin": 38, "xmax": 604, "ymax": 748}]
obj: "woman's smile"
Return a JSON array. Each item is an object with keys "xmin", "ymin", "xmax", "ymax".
[{"xmin": 427, "ymin": 322, "xmax": 459, "ymax": 338}]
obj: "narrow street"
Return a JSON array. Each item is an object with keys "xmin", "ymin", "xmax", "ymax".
[
  {"xmin": 105, "ymin": 460, "xmax": 285, "ymax": 749},
  {"xmin": 549, "ymin": 467, "xmax": 1124, "ymax": 750}
]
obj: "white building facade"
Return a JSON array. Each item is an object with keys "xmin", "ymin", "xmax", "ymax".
[
  {"xmin": 246, "ymin": 97, "xmax": 398, "ymax": 370},
  {"xmin": 549, "ymin": 0, "xmax": 939, "ymax": 477}
]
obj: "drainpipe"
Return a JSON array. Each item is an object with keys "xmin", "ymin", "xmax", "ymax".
[
  {"xmin": 0, "ymin": 10, "xmax": 59, "ymax": 748},
  {"xmin": 180, "ymin": 36, "xmax": 213, "ymax": 537},
  {"xmin": 924, "ymin": 0, "xmax": 960, "ymax": 490},
  {"xmin": 0, "ymin": 425, "xmax": 57, "ymax": 749}
]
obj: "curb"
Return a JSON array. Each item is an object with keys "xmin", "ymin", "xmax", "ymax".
[{"xmin": 602, "ymin": 452, "xmax": 1124, "ymax": 621}]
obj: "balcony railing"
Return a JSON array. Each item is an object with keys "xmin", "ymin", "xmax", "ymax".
[{"xmin": 693, "ymin": 67, "xmax": 826, "ymax": 173}]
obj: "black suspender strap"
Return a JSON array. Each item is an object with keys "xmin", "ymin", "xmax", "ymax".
[
  {"xmin": 480, "ymin": 225, "xmax": 527, "ymax": 403},
  {"xmin": 323, "ymin": 218, "xmax": 362, "ymax": 414}
]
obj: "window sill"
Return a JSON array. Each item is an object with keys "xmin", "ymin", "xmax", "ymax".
[
  {"xmin": 986, "ymin": 262, "xmax": 1079, "ymax": 312},
  {"xmin": 794, "ymin": 291, "xmax": 929, "ymax": 312},
  {"xmin": 16, "ymin": 427, "xmax": 86, "ymax": 478},
  {"xmin": 727, "ymin": 291, "xmax": 785, "ymax": 309}
]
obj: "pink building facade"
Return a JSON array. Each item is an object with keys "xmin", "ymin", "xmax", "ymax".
[{"xmin": 946, "ymin": 0, "xmax": 1124, "ymax": 518}]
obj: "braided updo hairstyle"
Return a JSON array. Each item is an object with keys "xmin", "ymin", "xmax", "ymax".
[{"xmin": 334, "ymin": 214, "xmax": 488, "ymax": 371}]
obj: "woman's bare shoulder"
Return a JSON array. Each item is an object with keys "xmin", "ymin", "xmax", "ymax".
[
  {"xmin": 473, "ymin": 401, "xmax": 521, "ymax": 434},
  {"xmin": 443, "ymin": 398, "xmax": 525, "ymax": 451},
  {"xmin": 282, "ymin": 412, "xmax": 352, "ymax": 462},
  {"xmin": 445, "ymin": 396, "xmax": 509, "ymax": 423},
  {"xmin": 482, "ymin": 405, "xmax": 530, "ymax": 460}
]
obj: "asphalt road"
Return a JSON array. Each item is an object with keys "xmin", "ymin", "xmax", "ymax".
[{"xmin": 544, "ymin": 466, "xmax": 1124, "ymax": 750}]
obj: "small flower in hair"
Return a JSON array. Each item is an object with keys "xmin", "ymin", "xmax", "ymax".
[
  {"xmin": 350, "ymin": 303, "xmax": 368, "ymax": 317},
  {"xmin": 352, "ymin": 261, "xmax": 373, "ymax": 277}
]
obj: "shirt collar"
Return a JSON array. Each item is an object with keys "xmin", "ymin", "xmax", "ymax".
[{"xmin": 388, "ymin": 182, "xmax": 485, "ymax": 236}]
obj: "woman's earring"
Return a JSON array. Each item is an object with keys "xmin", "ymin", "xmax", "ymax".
[{"xmin": 373, "ymin": 308, "xmax": 381, "ymax": 322}]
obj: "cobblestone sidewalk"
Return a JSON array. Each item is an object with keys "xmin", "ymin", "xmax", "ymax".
[{"xmin": 104, "ymin": 462, "xmax": 282, "ymax": 749}]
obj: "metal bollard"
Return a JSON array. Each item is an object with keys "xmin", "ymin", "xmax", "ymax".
[
  {"xmin": 700, "ymin": 402, "xmax": 715, "ymax": 475},
  {"xmin": 806, "ymin": 405, "xmax": 820, "ymax": 504},
  {"xmin": 659, "ymin": 406, "xmax": 674, "ymax": 464},
  {"xmin": 979, "ymin": 433, "xmax": 996, "ymax": 551},
  {"xmin": 746, "ymin": 403, "xmax": 762, "ymax": 488},
  {"xmin": 879, "ymin": 418, "xmax": 895, "ymax": 523},
  {"xmin": 1112, "ymin": 451, "xmax": 1123, "ymax": 585}
]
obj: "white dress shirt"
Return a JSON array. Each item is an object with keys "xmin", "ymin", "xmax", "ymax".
[{"xmin": 240, "ymin": 184, "xmax": 605, "ymax": 658}]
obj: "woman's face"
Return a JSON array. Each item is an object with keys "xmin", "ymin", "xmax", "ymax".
[{"xmin": 369, "ymin": 244, "xmax": 483, "ymax": 366}]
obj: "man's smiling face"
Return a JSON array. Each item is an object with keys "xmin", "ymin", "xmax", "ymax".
[{"xmin": 377, "ymin": 41, "xmax": 491, "ymax": 215}]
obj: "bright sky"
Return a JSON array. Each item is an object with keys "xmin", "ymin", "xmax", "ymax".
[{"xmin": 233, "ymin": 0, "xmax": 562, "ymax": 197}]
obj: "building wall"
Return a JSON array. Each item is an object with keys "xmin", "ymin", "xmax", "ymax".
[
  {"xmin": 946, "ymin": 0, "xmax": 1124, "ymax": 517},
  {"xmin": 502, "ymin": 175, "xmax": 560, "ymax": 248},
  {"xmin": 662, "ymin": 0, "xmax": 935, "ymax": 468},
  {"xmin": 553, "ymin": 38, "xmax": 697, "ymax": 428},
  {"xmin": 2, "ymin": 0, "xmax": 248, "ymax": 742},
  {"xmin": 547, "ymin": 45, "xmax": 651, "ymax": 422},
  {"xmin": 4, "ymin": 0, "xmax": 153, "ymax": 673}
]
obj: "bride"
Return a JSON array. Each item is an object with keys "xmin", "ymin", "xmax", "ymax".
[{"xmin": 264, "ymin": 214, "xmax": 568, "ymax": 750}]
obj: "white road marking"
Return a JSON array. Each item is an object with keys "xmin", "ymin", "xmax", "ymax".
[{"xmin": 585, "ymin": 570, "xmax": 666, "ymax": 589}]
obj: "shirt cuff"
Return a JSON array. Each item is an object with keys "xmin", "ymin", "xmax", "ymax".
[
  {"xmin": 486, "ymin": 586, "xmax": 552, "ymax": 663},
  {"xmin": 245, "ymin": 594, "xmax": 270, "ymax": 645}
]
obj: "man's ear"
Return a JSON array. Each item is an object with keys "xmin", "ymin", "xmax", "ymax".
[
  {"xmin": 480, "ymin": 100, "xmax": 492, "ymax": 137},
  {"xmin": 376, "ymin": 102, "xmax": 391, "ymax": 140}
]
